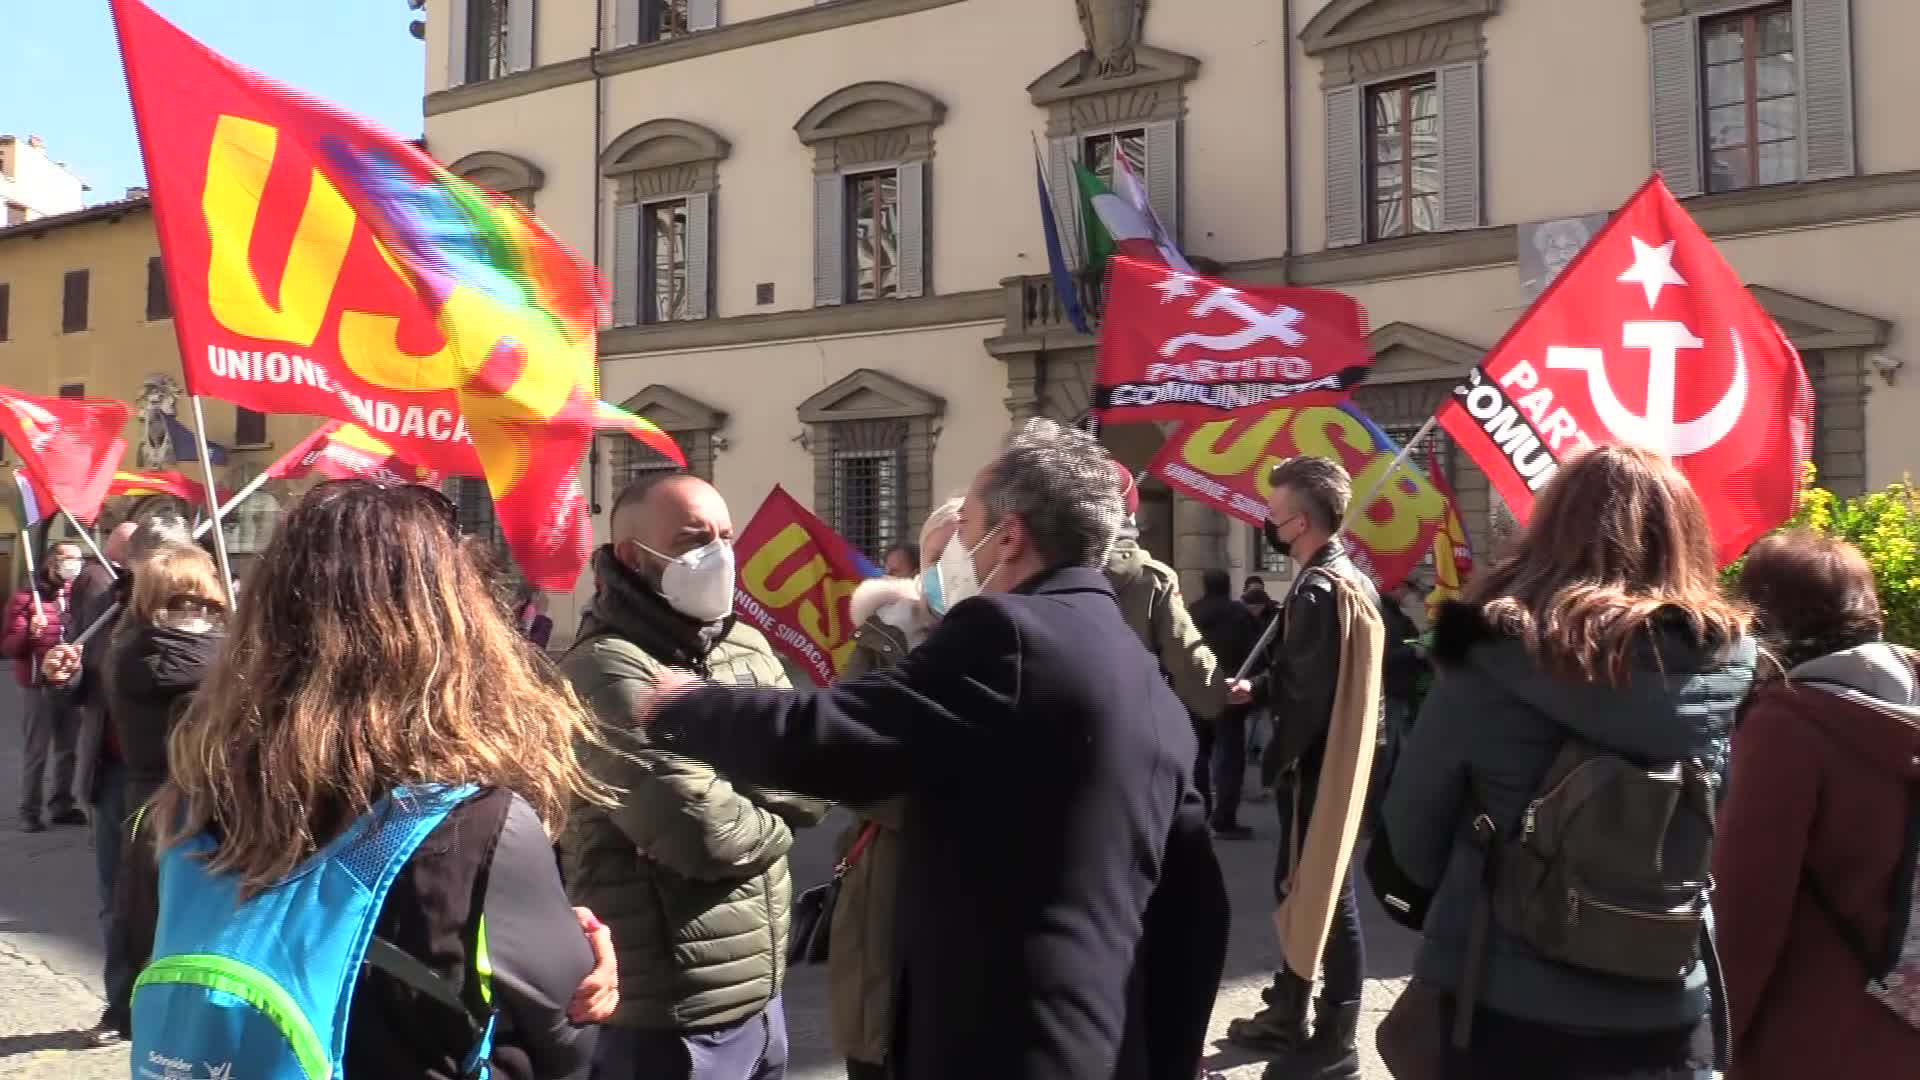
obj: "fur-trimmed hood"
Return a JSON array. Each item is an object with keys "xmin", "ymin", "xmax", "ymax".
[
  {"xmin": 850, "ymin": 576, "xmax": 933, "ymax": 647},
  {"xmin": 1427, "ymin": 598, "xmax": 1757, "ymax": 762}
]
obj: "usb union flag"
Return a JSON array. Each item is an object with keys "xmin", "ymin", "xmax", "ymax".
[{"xmin": 111, "ymin": 0, "xmax": 683, "ymax": 589}]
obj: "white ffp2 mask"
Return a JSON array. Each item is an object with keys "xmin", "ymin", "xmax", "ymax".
[{"xmin": 640, "ymin": 538, "xmax": 736, "ymax": 623}]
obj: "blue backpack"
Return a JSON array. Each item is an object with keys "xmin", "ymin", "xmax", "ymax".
[{"xmin": 131, "ymin": 786, "xmax": 498, "ymax": 1080}]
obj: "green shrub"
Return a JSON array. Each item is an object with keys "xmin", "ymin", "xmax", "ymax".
[{"xmin": 1723, "ymin": 464, "xmax": 1920, "ymax": 647}]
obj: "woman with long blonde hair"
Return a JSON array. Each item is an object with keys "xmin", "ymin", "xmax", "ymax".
[
  {"xmin": 1380, "ymin": 445, "xmax": 1757, "ymax": 1079},
  {"xmin": 137, "ymin": 480, "xmax": 616, "ymax": 1079}
]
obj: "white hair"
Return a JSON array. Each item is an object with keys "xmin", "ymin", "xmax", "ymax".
[{"xmin": 980, "ymin": 418, "xmax": 1125, "ymax": 570}]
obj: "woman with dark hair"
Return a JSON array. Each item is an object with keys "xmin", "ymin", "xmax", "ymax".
[
  {"xmin": 1717, "ymin": 531, "xmax": 1920, "ymax": 1078},
  {"xmin": 880, "ymin": 541, "xmax": 920, "ymax": 579},
  {"xmin": 136, "ymin": 481, "xmax": 618, "ymax": 1078},
  {"xmin": 1381, "ymin": 445, "xmax": 1756, "ymax": 1079}
]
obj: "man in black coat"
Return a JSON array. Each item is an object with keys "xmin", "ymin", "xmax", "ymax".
[
  {"xmin": 641, "ymin": 419, "xmax": 1230, "ymax": 1080},
  {"xmin": 1189, "ymin": 568, "xmax": 1261, "ymax": 838}
]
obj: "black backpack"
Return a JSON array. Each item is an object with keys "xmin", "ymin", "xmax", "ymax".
[{"xmin": 1487, "ymin": 738, "xmax": 1718, "ymax": 981}]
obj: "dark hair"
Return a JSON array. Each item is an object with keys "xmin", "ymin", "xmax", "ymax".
[
  {"xmin": 1739, "ymin": 529, "xmax": 1882, "ymax": 670},
  {"xmin": 1470, "ymin": 444, "xmax": 1748, "ymax": 686},
  {"xmin": 1201, "ymin": 568, "xmax": 1232, "ymax": 596},
  {"xmin": 882, "ymin": 542, "xmax": 921, "ymax": 574},
  {"xmin": 1244, "ymin": 576, "xmax": 1265, "ymax": 588},
  {"xmin": 1268, "ymin": 456, "xmax": 1352, "ymax": 532}
]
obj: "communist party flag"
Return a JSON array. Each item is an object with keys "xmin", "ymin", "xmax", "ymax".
[
  {"xmin": 1434, "ymin": 175, "xmax": 1811, "ymax": 565},
  {"xmin": 732, "ymin": 486, "xmax": 882, "ymax": 686},
  {"xmin": 1149, "ymin": 402, "xmax": 1447, "ymax": 592},
  {"xmin": 112, "ymin": 0, "xmax": 683, "ymax": 589},
  {"xmin": 108, "ymin": 470, "xmax": 234, "ymax": 507},
  {"xmin": 0, "ymin": 387, "xmax": 131, "ymax": 525},
  {"xmin": 1093, "ymin": 257, "xmax": 1374, "ymax": 426},
  {"xmin": 266, "ymin": 421, "xmax": 446, "ymax": 488}
]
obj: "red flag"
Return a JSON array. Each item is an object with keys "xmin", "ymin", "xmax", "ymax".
[
  {"xmin": 112, "ymin": 0, "xmax": 682, "ymax": 589},
  {"xmin": 1093, "ymin": 257, "xmax": 1373, "ymax": 425},
  {"xmin": 108, "ymin": 470, "xmax": 233, "ymax": 507},
  {"xmin": 267, "ymin": 422, "xmax": 446, "ymax": 487},
  {"xmin": 1148, "ymin": 403, "xmax": 1446, "ymax": 592},
  {"xmin": 1423, "ymin": 459, "xmax": 1474, "ymax": 616},
  {"xmin": 731, "ymin": 486, "xmax": 880, "ymax": 686},
  {"xmin": 0, "ymin": 388, "xmax": 130, "ymax": 524},
  {"xmin": 1435, "ymin": 175, "xmax": 1811, "ymax": 565}
]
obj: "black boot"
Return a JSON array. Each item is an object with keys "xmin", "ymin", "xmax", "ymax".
[
  {"xmin": 1226, "ymin": 969, "xmax": 1310, "ymax": 1053},
  {"xmin": 1260, "ymin": 998, "xmax": 1360, "ymax": 1080}
]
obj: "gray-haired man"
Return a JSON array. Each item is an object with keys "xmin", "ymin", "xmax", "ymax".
[{"xmin": 634, "ymin": 419, "xmax": 1230, "ymax": 1080}]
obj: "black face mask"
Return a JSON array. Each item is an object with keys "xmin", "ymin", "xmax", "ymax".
[{"xmin": 1263, "ymin": 520, "xmax": 1287, "ymax": 552}]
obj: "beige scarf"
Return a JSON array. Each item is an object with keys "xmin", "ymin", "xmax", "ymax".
[{"xmin": 1274, "ymin": 564, "xmax": 1384, "ymax": 979}]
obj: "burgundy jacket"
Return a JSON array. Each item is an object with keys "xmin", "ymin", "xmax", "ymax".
[
  {"xmin": 1715, "ymin": 642, "xmax": 1920, "ymax": 1079},
  {"xmin": 0, "ymin": 586, "xmax": 67, "ymax": 688}
]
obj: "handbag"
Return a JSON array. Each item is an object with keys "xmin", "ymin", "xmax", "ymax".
[
  {"xmin": 1374, "ymin": 980, "xmax": 1450, "ymax": 1080},
  {"xmin": 788, "ymin": 820, "xmax": 881, "ymax": 966},
  {"xmin": 1365, "ymin": 820, "xmax": 1432, "ymax": 932}
]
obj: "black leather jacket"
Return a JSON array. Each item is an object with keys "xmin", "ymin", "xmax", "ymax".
[{"xmin": 1249, "ymin": 538, "xmax": 1379, "ymax": 784}]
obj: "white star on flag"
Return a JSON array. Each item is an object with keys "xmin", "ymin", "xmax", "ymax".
[
  {"xmin": 1617, "ymin": 235, "xmax": 1687, "ymax": 309},
  {"xmin": 1151, "ymin": 273, "xmax": 1198, "ymax": 304}
]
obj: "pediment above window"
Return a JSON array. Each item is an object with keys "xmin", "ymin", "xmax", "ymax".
[
  {"xmin": 1301, "ymin": 0, "xmax": 1496, "ymax": 85},
  {"xmin": 798, "ymin": 369, "xmax": 945, "ymax": 424},
  {"xmin": 448, "ymin": 151, "xmax": 545, "ymax": 197},
  {"xmin": 617, "ymin": 384, "xmax": 728, "ymax": 432}
]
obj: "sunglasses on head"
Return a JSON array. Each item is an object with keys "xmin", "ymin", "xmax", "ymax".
[{"xmin": 310, "ymin": 479, "xmax": 463, "ymax": 538}]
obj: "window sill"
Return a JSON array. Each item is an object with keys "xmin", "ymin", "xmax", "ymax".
[{"xmin": 231, "ymin": 442, "xmax": 274, "ymax": 453}]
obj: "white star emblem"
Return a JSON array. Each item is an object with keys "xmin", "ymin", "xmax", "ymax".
[
  {"xmin": 1617, "ymin": 236, "xmax": 1687, "ymax": 309},
  {"xmin": 1151, "ymin": 272, "xmax": 1198, "ymax": 304}
]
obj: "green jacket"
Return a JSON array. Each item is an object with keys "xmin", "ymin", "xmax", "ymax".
[
  {"xmin": 1104, "ymin": 537, "xmax": 1225, "ymax": 719},
  {"xmin": 560, "ymin": 547, "xmax": 830, "ymax": 1031}
]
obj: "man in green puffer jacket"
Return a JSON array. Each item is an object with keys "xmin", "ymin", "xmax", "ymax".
[{"xmin": 562, "ymin": 472, "xmax": 830, "ymax": 1080}]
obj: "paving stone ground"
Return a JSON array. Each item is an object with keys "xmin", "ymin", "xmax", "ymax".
[{"xmin": 0, "ymin": 681, "xmax": 1409, "ymax": 1078}]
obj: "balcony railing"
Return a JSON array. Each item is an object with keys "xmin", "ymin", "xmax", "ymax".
[{"xmin": 1000, "ymin": 268, "xmax": 1104, "ymax": 340}]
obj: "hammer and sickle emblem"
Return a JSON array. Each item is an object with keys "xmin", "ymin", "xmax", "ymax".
[
  {"xmin": 1546, "ymin": 322, "xmax": 1749, "ymax": 459},
  {"xmin": 1160, "ymin": 289, "xmax": 1306, "ymax": 358}
]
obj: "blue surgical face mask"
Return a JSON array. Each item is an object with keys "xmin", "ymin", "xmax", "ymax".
[{"xmin": 920, "ymin": 525, "xmax": 1000, "ymax": 617}]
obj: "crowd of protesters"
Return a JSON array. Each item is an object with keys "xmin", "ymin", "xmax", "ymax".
[{"xmin": 5, "ymin": 418, "xmax": 1918, "ymax": 1080}]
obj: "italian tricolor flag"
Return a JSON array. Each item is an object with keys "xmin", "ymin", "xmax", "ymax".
[{"xmin": 1072, "ymin": 154, "xmax": 1191, "ymax": 272}]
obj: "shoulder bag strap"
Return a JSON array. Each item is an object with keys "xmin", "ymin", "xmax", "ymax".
[{"xmin": 833, "ymin": 821, "xmax": 883, "ymax": 880}]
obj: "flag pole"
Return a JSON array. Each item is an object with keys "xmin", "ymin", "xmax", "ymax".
[
  {"xmin": 191, "ymin": 467, "xmax": 273, "ymax": 541},
  {"xmin": 17, "ymin": 516, "xmax": 43, "ymax": 610},
  {"xmin": 188, "ymin": 395, "xmax": 236, "ymax": 602},
  {"xmin": 59, "ymin": 509, "xmax": 116, "ymax": 578},
  {"xmin": 1230, "ymin": 414, "xmax": 1439, "ymax": 682}
]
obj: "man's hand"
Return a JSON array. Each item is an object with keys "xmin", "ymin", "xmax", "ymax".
[
  {"xmin": 41, "ymin": 644, "xmax": 80, "ymax": 687},
  {"xmin": 568, "ymin": 907, "xmax": 619, "ymax": 1025},
  {"xmin": 632, "ymin": 670, "xmax": 701, "ymax": 729},
  {"xmin": 1226, "ymin": 679, "xmax": 1253, "ymax": 706}
]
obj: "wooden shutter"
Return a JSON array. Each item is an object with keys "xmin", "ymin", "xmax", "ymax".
[
  {"xmin": 1323, "ymin": 85, "xmax": 1364, "ymax": 248},
  {"xmin": 62, "ymin": 270, "xmax": 88, "ymax": 333},
  {"xmin": 1437, "ymin": 63, "xmax": 1483, "ymax": 230},
  {"xmin": 1648, "ymin": 18, "xmax": 1702, "ymax": 198},
  {"xmin": 688, "ymin": 0, "xmax": 720, "ymax": 32},
  {"xmin": 448, "ymin": 0, "xmax": 471, "ymax": 86},
  {"xmin": 1047, "ymin": 136, "xmax": 1083, "ymax": 270},
  {"xmin": 1144, "ymin": 119, "xmax": 1180, "ymax": 245},
  {"xmin": 684, "ymin": 192, "xmax": 712, "ymax": 320},
  {"xmin": 611, "ymin": 201, "xmax": 642, "ymax": 327},
  {"xmin": 1798, "ymin": 0, "xmax": 1857, "ymax": 181},
  {"xmin": 896, "ymin": 162, "xmax": 928, "ymax": 299},
  {"xmin": 0, "ymin": 283, "xmax": 10, "ymax": 342},
  {"xmin": 613, "ymin": 0, "xmax": 640, "ymax": 46},
  {"xmin": 507, "ymin": 0, "xmax": 535, "ymax": 73},
  {"xmin": 814, "ymin": 174, "xmax": 846, "ymax": 307},
  {"xmin": 146, "ymin": 256, "xmax": 170, "ymax": 320}
]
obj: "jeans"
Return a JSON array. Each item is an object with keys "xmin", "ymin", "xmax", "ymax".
[
  {"xmin": 592, "ymin": 995, "xmax": 788, "ymax": 1080},
  {"xmin": 91, "ymin": 759, "xmax": 132, "ymax": 1031},
  {"xmin": 1191, "ymin": 714, "xmax": 1214, "ymax": 819},
  {"xmin": 1209, "ymin": 707, "xmax": 1248, "ymax": 828},
  {"xmin": 19, "ymin": 686, "xmax": 79, "ymax": 821},
  {"xmin": 1273, "ymin": 770, "xmax": 1366, "ymax": 1005}
]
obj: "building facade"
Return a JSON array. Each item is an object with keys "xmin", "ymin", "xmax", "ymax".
[
  {"xmin": 0, "ymin": 200, "xmax": 321, "ymax": 585},
  {"xmin": 422, "ymin": 0, "xmax": 1917, "ymax": 640},
  {"xmin": 0, "ymin": 135, "xmax": 86, "ymax": 226}
]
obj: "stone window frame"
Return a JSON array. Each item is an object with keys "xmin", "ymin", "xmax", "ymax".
[
  {"xmin": 1748, "ymin": 284, "xmax": 1886, "ymax": 498},
  {"xmin": 448, "ymin": 151, "xmax": 546, "ymax": 209},
  {"xmin": 797, "ymin": 368, "xmax": 944, "ymax": 561},
  {"xmin": 1643, "ymin": 0, "xmax": 1856, "ymax": 197},
  {"xmin": 602, "ymin": 119, "xmax": 731, "ymax": 326},
  {"xmin": 1302, "ymin": 0, "xmax": 1494, "ymax": 249},
  {"xmin": 611, "ymin": 0, "xmax": 720, "ymax": 48},
  {"xmin": 797, "ymin": 81, "xmax": 946, "ymax": 307},
  {"xmin": 603, "ymin": 384, "xmax": 727, "ymax": 490},
  {"xmin": 1029, "ymin": 46, "xmax": 1200, "ymax": 270}
]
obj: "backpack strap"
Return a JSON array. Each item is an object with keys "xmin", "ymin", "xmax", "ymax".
[
  {"xmin": 1805, "ymin": 783, "xmax": 1920, "ymax": 980},
  {"xmin": 365, "ymin": 936, "xmax": 497, "ymax": 1079}
]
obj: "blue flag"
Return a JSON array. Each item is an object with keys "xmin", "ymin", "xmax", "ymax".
[
  {"xmin": 165, "ymin": 414, "xmax": 228, "ymax": 465},
  {"xmin": 1035, "ymin": 153, "xmax": 1091, "ymax": 335}
]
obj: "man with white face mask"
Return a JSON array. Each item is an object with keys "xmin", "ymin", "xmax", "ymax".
[
  {"xmin": 637, "ymin": 420, "xmax": 1230, "ymax": 1080},
  {"xmin": 560, "ymin": 471, "xmax": 828, "ymax": 1080}
]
